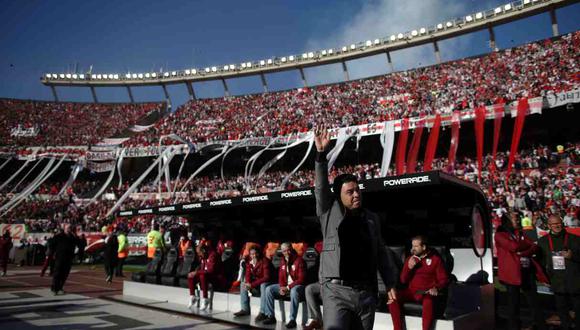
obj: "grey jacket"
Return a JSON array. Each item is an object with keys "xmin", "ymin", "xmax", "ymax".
[{"xmin": 315, "ymin": 157, "xmax": 398, "ymax": 293}]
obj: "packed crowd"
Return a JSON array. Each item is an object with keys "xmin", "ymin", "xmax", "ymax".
[
  {"xmin": 0, "ymin": 99, "xmax": 164, "ymax": 147},
  {"xmin": 125, "ymin": 32, "xmax": 579, "ymax": 147},
  {"xmin": 2, "ymin": 140, "xmax": 578, "ymax": 237}
]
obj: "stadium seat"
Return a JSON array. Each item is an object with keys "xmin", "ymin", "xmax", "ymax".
[
  {"xmin": 176, "ymin": 247, "xmax": 197, "ymax": 288},
  {"xmin": 145, "ymin": 248, "xmax": 165, "ymax": 285},
  {"xmin": 302, "ymin": 247, "xmax": 319, "ymax": 284},
  {"xmin": 160, "ymin": 248, "xmax": 179, "ymax": 286},
  {"xmin": 264, "ymin": 242, "xmax": 279, "ymax": 260}
]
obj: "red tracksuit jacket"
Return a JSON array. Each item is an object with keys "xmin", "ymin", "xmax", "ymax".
[
  {"xmin": 495, "ymin": 229, "xmax": 548, "ymax": 285},
  {"xmin": 245, "ymin": 257, "xmax": 272, "ymax": 289},
  {"xmin": 278, "ymin": 254, "xmax": 306, "ymax": 289},
  {"xmin": 400, "ymin": 250, "xmax": 449, "ymax": 293}
]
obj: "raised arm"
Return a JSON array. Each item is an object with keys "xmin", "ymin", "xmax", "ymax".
[{"xmin": 314, "ymin": 126, "xmax": 333, "ymax": 217}]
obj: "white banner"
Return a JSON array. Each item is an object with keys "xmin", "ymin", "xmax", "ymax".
[{"xmin": 544, "ymin": 89, "xmax": 580, "ymax": 108}]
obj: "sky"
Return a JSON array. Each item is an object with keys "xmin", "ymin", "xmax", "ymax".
[{"xmin": 0, "ymin": 0, "xmax": 579, "ymax": 109}]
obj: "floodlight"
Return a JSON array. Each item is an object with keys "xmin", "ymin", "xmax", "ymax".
[
  {"xmin": 281, "ymin": 57, "xmax": 287, "ymax": 62},
  {"xmin": 411, "ymin": 30, "xmax": 418, "ymax": 37},
  {"xmin": 229, "ymin": 64, "xmax": 235, "ymax": 70},
  {"xmin": 465, "ymin": 15, "xmax": 473, "ymax": 22},
  {"xmin": 145, "ymin": 73, "xmax": 150, "ymax": 78},
  {"xmin": 390, "ymin": 35, "xmax": 396, "ymax": 41},
  {"xmin": 365, "ymin": 40, "xmax": 372, "ymax": 47},
  {"xmin": 446, "ymin": 21, "xmax": 453, "ymax": 28},
  {"xmin": 223, "ymin": 65, "xmax": 229, "ymax": 70},
  {"xmin": 150, "ymin": 73, "xmax": 156, "ymax": 78},
  {"xmin": 321, "ymin": 50, "xmax": 327, "ymax": 56},
  {"xmin": 125, "ymin": 73, "xmax": 131, "ymax": 78},
  {"xmin": 307, "ymin": 52, "xmax": 314, "ymax": 58},
  {"xmin": 259, "ymin": 60, "xmax": 265, "ymax": 66},
  {"xmin": 59, "ymin": 74, "xmax": 65, "ymax": 79},
  {"xmin": 494, "ymin": 7, "xmax": 502, "ymax": 14},
  {"xmin": 504, "ymin": 4, "xmax": 512, "ymax": 11},
  {"xmin": 475, "ymin": 12, "xmax": 483, "ymax": 19},
  {"xmin": 523, "ymin": 0, "xmax": 531, "ymax": 4},
  {"xmin": 172, "ymin": 71, "xmax": 177, "ymax": 76},
  {"xmin": 91, "ymin": 74, "xmax": 96, "ymax": 79},
  {"xmin": 114, "ymin": 74, "xmax": 119, "ymax": 79},
  {"xmin": 164, "ymin": 72, "xmax": 170, "ymax": 77},
  {"xmin": 45, "ymin": 73, "xmax": 51, "ymax": 78},
  {"xmin": 247, "ymin": 62, "xmax": 252, "ymax": 67},
  {"xmin": 302, "ymin": 53, "xmax": 308, "ymax": 59},
  {"xmin": 267, "ymin": 59, "xmax": 273, "ymax": 64},
  {"xmin": 66, "ymin": 73, "xmax": 72, "ymax": 79},
  {"xmin": 52, "ymin": 74, "xmax": 58, "ymax": 79},
  {"xmin": 419, "ymin": 27, "xmax": 426, "ymax": 34},
  {"xmin": 72, "ymin": 74, "xmax": 78, "ymax": 79},
  {"xmin": 185, "ymin": 69, "xmax": 191, "ymax": 74},
  {"xmin": 241, "ymin": 63, "xmax": 247, "ymax": 68},
  {"xmin": 342, "ymin": 46, "xmax": 348, "ymax": 52},
  {"xmin": 79, "ymin": 74, "xmax": 85, "ymax": 79},
  {"xmin": 109, "ymin": 74, "xmax": 115, "ymax": 79},
  {"xmin": 437, "ymin": 23, "xmax": 443, "ymax": 29},
  {"xmin": 328, "ymin": 49, "xmax": 333, "ymax": 54},
  {"xmin": 397, "ymin": 33, "xmax": 404, "ymax": 39},
  {"xmin": 132, "ymin": 73, "xmax": 138, "ymax": 79},
  {"xmin": 137, "ymin": 73, "xmax": 143, "ymax": 79},
  {"xmin": 288, "ymin": 55, "xmax": 295, "ymax": 61},
  {"xmin": 350, "ymin": 44, "xmax": 356, "ymax": 50},
  {"xmin": 191, "ymin": 69, "xmax": 197, "ymax": 74},
  {"xmin": 374, "ymin": 39, "xmax": 380, "ymax": 45}
]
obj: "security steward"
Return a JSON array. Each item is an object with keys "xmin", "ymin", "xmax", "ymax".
[
  {"xmin": 147, "ymin": 223, "xmax": 165, "ymax": 260},
  {"xmin": 314, "ymin": 125, "xmax": 398, "ymax": 330}
]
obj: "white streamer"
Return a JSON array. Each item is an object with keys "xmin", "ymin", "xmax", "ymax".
[
  {"xmin": 379, "ymin": 121, "xmax": 395, "ymax": 177},
  {"xmin": 177, "ymin": 146, "xmax": 229, "ymax": 198},
  {"xmin": 279, "ymin": 133, "xmax": 314, "ymax": 189},
  {"xmin": 0, "ymin": 159, "xmax": 31, "ymax": 192}
]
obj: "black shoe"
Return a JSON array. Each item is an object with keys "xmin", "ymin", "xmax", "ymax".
[
  {"xmin": 285, "ymin": 320, "xmax": 297, "ymax": 328},
  {"xmin": 233, "ymin": 310, "xmax": 250, "ymax": 317},
  {"xmin": 262, "ymin": 316, "xmax": 277, "ymax": 325},
  {"xmin": 254, "ymin": 313, "xmax": 267, "ymax": 322}
]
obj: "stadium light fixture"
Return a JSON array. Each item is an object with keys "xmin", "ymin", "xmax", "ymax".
[
  {"xmin": 475, "ymin": 12, "xmax": 483, "ymax": 19},
  {"xmin": 328, "ymin": 48, "xmax": 333, "ymax": 55},
  {"xmin": 211, "ymin": 67, "xmax": 217, "ymax": 72},
  {"xmin": 342, "ymin": 46, "xmax": 348, "ymax": 52},
  {"xmin": 267, "ymin": 59, "xmax": 273, "ymax": 65},
  {"xmin": 66, "ymin": 73, "xmax": 72, "ymax": 79},
  {"xmin": 52, "ymin": 74, "xmax": 58, "ymax": 79},
  {"xmin": 45, "ymin": 73, "xmax": 51, "ymax": 79},
  {"xmin": 109, "ymin": 74, "xmax": 115, "ymax": 79},
  {"xmin": 246, "ymin": 62, "xmax": 252, "ymax": 67},
  {"xmin": 145, "ymin": 73, "xmax": 150, "ymax": 78},
  {"xmin": 229, "ymin": 64, "xmax": 235, "ymax": 70},
  {"xmin": 172, "ymin": 71, "xmax": 178, "ymax": 76},
  {"xmin": 288, "ymin": 55, "xmax": 295, "ymax": 61},
  {"xmin": 164, "ymin": 72, "xmax": 170, "ymax": 77},
  {"xmin": 523, "ymin": 0, "xmax": 531, "ymax": 4},
  {"xmin": 419, "ymin": 27, "xmax": 427, "ymax": 34},
  {"xmin": 281, "ymin": 57, "xmax": 287, "ymax": 62},
  {"xmin": 137, "ymin": 73, "xmax": 143, "ymax": 79},
  {"xmin": 114, "ymin": 74, "xmax": 119, "ymax": 79},
  {"xmin": 374, "ymin": 39, "xmax": 380, "ymax": 45},
  {"xmin": 241, "ymin": 63, "xmax": 247, "ymax": 68},
  {"xmin": 259, "ymin": 60, "xmax": 265, "ymax": 66},
  {"xmin": 91, "ymin": 74, "xmax": 96, "ymax": 79},
  {"xmin": 350, "ymin": 44, "xmax": 356, "ymax": 50},
  {"xmin": 397, "ymin": 33, "xmax": 404, "ymax": 39},
  {"xmin": 504, "ymin": 4, "xmax": 512, "ymax": 11},
  {"xmin": 390, "ymin": 35, "xmax": 396, "ymax": 41},
  {"xmin": 465, "ymin": 15, "xmax": 473, "ymax": 22},
  {"xmin": 125, "ymin": 73, "xmax": 131, "ymax": 79},
  {"xmin": 99, "ymin": 74, "xmax": 104, "ymax": 79},
  {"xmin": 365, "ymin": 40, "xmax": 372, "ymax": 47},
  {"xmin": 150, "ymin": 73, "xmax": 156, "ymax": 78},
  {"xmin": 302, "ymin": 53, "xmax": 308, "ymax": 59},
  {"xmin": 494, "ymin": 7, "xmax": 502, "ymax": 14},
  {"xmin": 307, "ymin": 52, "xmax": 314, "ymax": 58},
  {"xmin": 204, "ymin": 67, "xmax": 210, "ymax": 73},
  {"xmin": 223, "ymin": 65, "xmax": 229, "ymax": 71},
  {"xmin": 185, "ymin": 69, "xmax": 191, "ymax": 75},
  {"xmin": 446, "ymin": 21, "xmax": 453, "ymax": 28},
  {"xmin": 59, "ymin": 74, "xmax": 65, "ymax": 79},
  {"xmin": 132, "ymin": 73, "xmax": 138, "ymax": 79},
  {"xmin": 437, "ymin": 23, "xmax": 443, "ymax": 30},
  {"xmin": 192, "ymin": 69, "xmax": 197, "ymax": 74},
  {"xmin": 321, "ymin": 50, "xmax": 327, "ymax": 56},
  {"xmin": 79, "ymin": 74, "xmax": 85, "ymax": 79},
  {"xmin": 411, "ymin": 30, "xmax": 418, "ymax": 37}
]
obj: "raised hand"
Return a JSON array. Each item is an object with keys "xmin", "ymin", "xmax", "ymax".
[{"xmin": 314, "ymin": 125, "xmax": 331, "ymax": 152}]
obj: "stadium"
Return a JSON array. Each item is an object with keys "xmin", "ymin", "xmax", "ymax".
[{"xmin": 1, "ymin": 0, "xmax": 579, "ymax": 329}]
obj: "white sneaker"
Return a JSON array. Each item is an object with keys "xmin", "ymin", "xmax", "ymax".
[
  {"xmin": 199, "ymin": 298, "xmax": 209, "ymax": 311},
  {"xmin": 187, "ymin": 295, "xmax": 198, "ymax": 309}
]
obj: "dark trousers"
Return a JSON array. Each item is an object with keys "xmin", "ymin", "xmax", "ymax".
[
  {"xmin": 322, "ymin": 281, "xmax": 376, "ymax": 330},
  {"xmin": 52, "ymin": 261, "xmax": 72, "ymax": 292},
  {"xmin": 104, "ymin": 261, "xmax": 116, "ymax": 279},
  {"xmin": 554, "ymin": 293, "xmax": 580, "ymax": 330},
  {"xmin": 116, "ymin": 258, "xmax": 125, "ymax": 276},
  {"xmin": 504, "ymin": 269, "xmax": 546, "ymax": 330}
]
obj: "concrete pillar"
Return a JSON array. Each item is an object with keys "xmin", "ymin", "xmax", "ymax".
[
  {"xmin": 126, "ymin": 86, "xmax": 135, "ymax": 103},
  {"xmin": 433, "ymin": 41, "xmax": 441, "ymax": 64},
  {"xmin": 221, "ymin": 78, "xmax": 230, "ymax": 97},
  {"xmin": 185, "ymin": 82, "xmax": 196, "ymax": 100},
  {"xmin": 299, "ymin": 68, "xmax": 307, "ymax": 87},
  {"xmin": 342, "ymin": 61, "xmax": 350, "ymax": 81},
  {"xmin": 385, "ymin": 51, "xmax": 394, "ymax": 72},
  {"xmin": 488, "ymin": 26, "xmax": 496, "ymax": 51},
  {"xmin": 90, "ymin": 86, "xmax": 98, "ymax": 103},
  {"xmin": 50, "ymin": 86, "xmax": 59, "ymax": 102},
  {"xmin": 550, "ymin": 8, "xmax": 559, "ymax": 37},
  {"xmin": 260, "ymin": 73, "xmax": 268, "ymax": 93}
]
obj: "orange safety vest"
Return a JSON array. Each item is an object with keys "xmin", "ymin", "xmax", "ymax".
[{"xmin": 179, "ymin": 240, "xmax": 191, "ymax": 257}]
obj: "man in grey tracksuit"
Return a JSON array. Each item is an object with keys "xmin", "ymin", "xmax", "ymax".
[{"xmin": 314, "ymin": 126, "xmax": 398, "ymax": 330}]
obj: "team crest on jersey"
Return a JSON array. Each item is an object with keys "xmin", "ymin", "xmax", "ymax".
[
  {"xmin": 426, "ymin": 258, "xmax": 432, "ymax": 266},
  {"xmin": 292, "ymin": 265, "xmax": 296, "ymax": 271}
]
